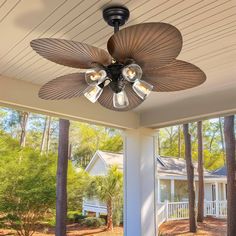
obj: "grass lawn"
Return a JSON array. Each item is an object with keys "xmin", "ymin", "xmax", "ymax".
[{"xmin": 159, "ymin": 217, "xmax": 226, "ymax": 236}]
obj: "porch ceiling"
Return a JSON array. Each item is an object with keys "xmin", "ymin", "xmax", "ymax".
[{"xmin": 0, "ymin": 0, "xmax": 235, "ymax": 128}]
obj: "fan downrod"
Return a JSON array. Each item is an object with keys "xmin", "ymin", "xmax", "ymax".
[{"xmin": 103, "ymin": 6, "xmax": 130, "ymax": 32}]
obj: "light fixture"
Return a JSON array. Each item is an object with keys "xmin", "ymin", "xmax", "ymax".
[
  {"xmin": 122, "ymin": 63, "xmax": 142, "ymax": 82},
  {"xmin": 113, "ymin": 90, "xmax": 129, "ymax": 109},
  {"xmin": 33, "ymin": 6, "xmax": 207, "ymax": 112},
  {"xmin": 83, "ymin": 85, "xmax": 103, "ymax": 103},
  {"xmin": 132, "ymin": 80, "xmax": 153, "ymax": 100},
  {"xmin": 85, "ymin": 68, "xmax": 107, "ymax": 85}
]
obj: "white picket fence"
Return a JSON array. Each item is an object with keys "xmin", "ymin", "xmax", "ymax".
[{"xmin": 156, "ymin": 200, "xmax": 227, "ymax": 227}]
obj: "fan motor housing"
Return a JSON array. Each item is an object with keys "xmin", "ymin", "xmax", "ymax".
[
  {"xmin": 105, "ymin": 63, "xmax": 125, "ymax": 93},
  {"xmin": 103, "ymin": 6, "xmax": 130, "ymax": 27}
]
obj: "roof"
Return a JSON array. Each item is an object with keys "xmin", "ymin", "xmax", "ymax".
[
  {"xmin": 85, "ymin": 150, "xmax": 123, "ymax": 172},
  {"xmin": 156, "ymin": 156, "xmax": 222, "ymax": 179},
  {"xmin": 212, "ymin": 166, "xmax": 227, "ymax": 176},
  {"xmin": 86, "ymin": 151, "xmax": 226, "ymax": 179},
  {"xmin": 97, "ymin": 150, "xmax": 123, "ymax": 170}
]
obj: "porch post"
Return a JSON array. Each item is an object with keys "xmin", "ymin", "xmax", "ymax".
[
  {"xmin": 171, "ymin": 179, "xmax": 175, "ymax": 202},
  {"xmin": 215, "ymin": 182, "xmax": 219, "ymax": 217},
  {"xmin": 123, "ymin": 128, "xmax": 157, "ymax": 236},
  {"xmin": 157, "ymin": 178, "xmax": 161, "ymax": 203},
  {"xmin": 223, "ymin": 183, "xmax": 227, "ymax": 200}
]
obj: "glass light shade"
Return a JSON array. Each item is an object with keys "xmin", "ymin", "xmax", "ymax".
[
  {"xmin": 83, "ymin": 85, "xmax": 103, "ymax": 103},
  {"xmin": 113, "ymin": 90, "xmax": 129, "ymax": 109},
  {"xmin": 122, "ymin": 63, "xmax": 142, "ymax": 82},
  {"xmin": 85, "ymin": 68, "xmax": 107, "ymax": 85},
  {"xmin": 132, "ymin": 80, "xmax": 153, "ymax": 100}
]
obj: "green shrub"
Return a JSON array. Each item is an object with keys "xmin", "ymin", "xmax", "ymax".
[
  {"xmin": 81, "ymin": 217, "xmax": 105, "ymax": 227},
  {"xmin": 0, "ymin": 150, "xmax": 56, "ymax": 236},
  {"xmin": 46, "ymin": 216, "xmax": 56, "ymax": 227},
  {"xmin": 67, "ymin": 211, "xmax": 86, "ymax": 223},
  {"xmin": 113, "ymin": 207, "xmax": 123, "ymax": 226}
]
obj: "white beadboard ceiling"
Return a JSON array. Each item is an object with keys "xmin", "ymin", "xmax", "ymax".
[{"xmin": 0, "ymin": 0, "xmax": 235, "ymax": 113}]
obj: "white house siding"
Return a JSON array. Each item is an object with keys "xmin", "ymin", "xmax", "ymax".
[
  {"xmin": 219, "ymin": 183, "xmax": 226, "ymax": 200},
  {"xmin": 83, "ymin": 156, "xmax": 107, "ymax": 216},
  {"xmin": 89, "ymin": 157, "xmax": 107, "ymax": 176}
]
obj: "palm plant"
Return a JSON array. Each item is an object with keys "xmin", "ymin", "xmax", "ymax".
[{"xmin": 86, "ymin": 166, "xmax": 123, "ymax": 230}]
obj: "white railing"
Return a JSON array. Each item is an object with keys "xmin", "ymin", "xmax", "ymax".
[
  {"xmin": 167, "ymin": 201, "xmax": 189, "ymax": 220},
  {"xmin": 83, "ymin": 198, "xmax": 106, "ymax": 207},
  {"xmin": 156, "ymin": 200, "xmax": 227, "ymax": 228},
  {"xmin": 83, "ymin": 198, "xmax": 107, "ymax": 214},
  {"xmin": 205, "ymin": 200, "xmax": 227, "ymax": 217},
  {"xmin": 205, "ymin": 201, "xmax": 216, "ymax": 216},
  {"xmin": 219, "ymin": 200, "xmax": 227, "ymax": 217},
  {"xmin": 156, "ymin": 204, "xmax": 166, "ymax": 227}
]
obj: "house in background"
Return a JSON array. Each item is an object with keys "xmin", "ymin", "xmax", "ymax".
[
  {"xmin": 82, "ymin": 150, "xmax": 123, "ymax": 217},
  {"xmin": 157, "ymin": 157, "xmax": 227, "ymax": 204},
  {"xmin": 83, "ymin": 150, "xmax": 227, "ymax": 217}
]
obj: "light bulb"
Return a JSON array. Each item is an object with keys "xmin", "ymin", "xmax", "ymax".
[
  {"xmin": 113, "ymin": 90, "xmax": 129, "ymax": 109},
  {"xmin": 85, "ymin": 68, "xmax": 107, "ymax": 85},
  {"xmin": 83, "ymin": 85, "xmax": 103, "ymax": 103},
  {"xmin": 132, "ymin": 80, "xmax": 153, "ymax": 100},
  {"xmin": 122, "ymin": 64, "xmax": 142, "ymax": 82}
]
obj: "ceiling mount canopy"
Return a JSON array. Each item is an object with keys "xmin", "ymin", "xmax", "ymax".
[
  {"xmin": 30, "ymin": 5, "xmax": 206, "ymax": 112},
  {"xmin": 103, "ymin": 5, "xmax": 130, "ymax": 32}
]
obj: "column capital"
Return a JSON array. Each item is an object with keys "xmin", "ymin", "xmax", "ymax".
[{"xmin": 123, "ymin": 127, "xmax": 157, "ymax": 137}]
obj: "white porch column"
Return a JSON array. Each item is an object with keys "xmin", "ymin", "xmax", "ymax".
[
  {"xmin": 215, "ymin": 182, "xmax": 219, "ymax": 217},
  {"xmin": 157, "ymin": 178, "xmax": 161, "ymax": 204},
  {"xmin": 171, "ymin": 179, "xmax": 175, "ymax": 202},
  {"xmin": 223, "ymin": 183, "xmax": 227, "ymax": 200},
  {"xmin": 123, "ymin": 128, "xmax": 157, "ymax": 236}
]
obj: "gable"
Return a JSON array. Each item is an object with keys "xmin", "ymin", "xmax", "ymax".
[{"xmin": 86, "ymin": 153, "xmax": 107, "ymax": 176}]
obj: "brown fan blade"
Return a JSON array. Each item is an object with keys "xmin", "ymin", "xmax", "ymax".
[
  {"xmin": 107, "ymin": 22, "xmax": 182, "ymax": 68},
  {"xmin": 142, "ymin": 60, "xmax": 206, "ymax": 92},
  {"xmin": 39, "ymin": 73, "xmax": 88, "ymax": 100},
  {"xmin": 31, "ymin": 38, "xmax": 112, "ymax": 69},
  {"xmin": 98, "ymin": 83, "xmax": 143, "ymax": 111}
]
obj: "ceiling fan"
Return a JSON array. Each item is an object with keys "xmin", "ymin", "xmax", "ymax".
[{"xmin": 30, "ymin": 5, "xmax": 206, "ymax": 112}]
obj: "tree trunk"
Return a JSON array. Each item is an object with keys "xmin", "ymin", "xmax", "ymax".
[
  {"xmin": 68, "ymin": 143, "xmax": 72, "ymax": 160},
  {"xmin": 40, "ymin": 116, "xmax": 48, "ymax": 153},
  {"xmin": 19, "ymin": 112, "xmax": 29, "ymax": 147},
  {"xmin": 107, "ymin": 199, "xmax": 113, "ymax": 231},
  {"xmin": 209, "ymin": 129, "xmax": 218, "ymax": 152},
  {"xmin": 46, "ymin": 116, "xmax": 51, "ymax": 154},
  {"xmin": 56, "ymin": 119, "xmax": 70, "ymax": 236},
  {"xmin": 197, "ymin": 121, "xmax": 204, "ymax": 222},
  {"xmin": 224, "ymin": 115, "xmax": 236, "ymax": 236},
  {"xmin": 183, "ymin": 123, "xmax": 197, "ymax": 233}
]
